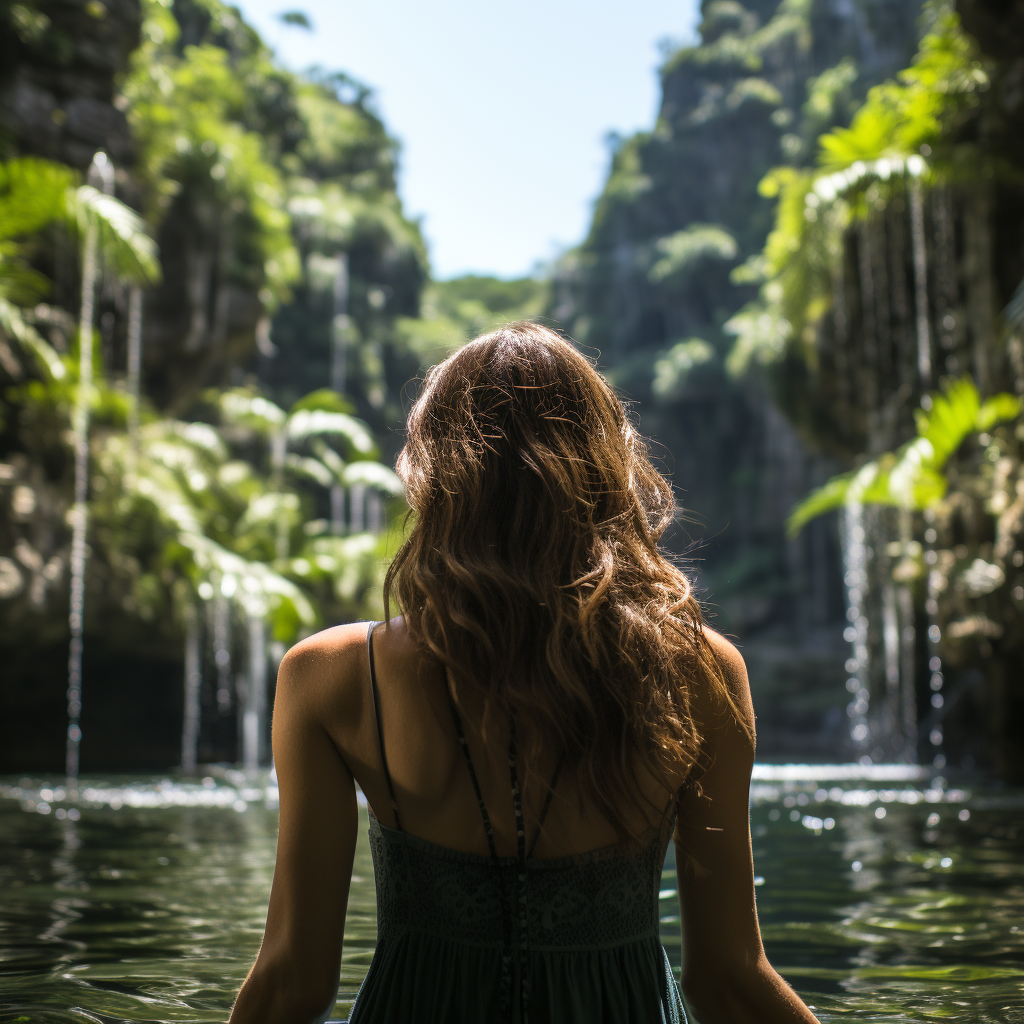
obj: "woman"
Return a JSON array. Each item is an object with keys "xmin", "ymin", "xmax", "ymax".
[{"xmin": 228, "ymin": 323, "xmax": 821, "ymax": 1024}]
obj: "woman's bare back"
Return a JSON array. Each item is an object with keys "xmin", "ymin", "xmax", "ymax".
[{"xmin": 313, "ymin": 617, "xmax": 688, "ymax": 859}]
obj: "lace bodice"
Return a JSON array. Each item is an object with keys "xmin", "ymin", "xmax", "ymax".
[{"xmin": 367, "ymin": 811, "xmax": 668, "ymax": 951}]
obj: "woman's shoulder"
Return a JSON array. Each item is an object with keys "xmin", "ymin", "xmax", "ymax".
[
  {"xmin": 276, "ymin": 616, "xmax": 424, "ymax": 710},
  {"xmin": 695, "ymin": 627, "xmax": 756, "ymax": 741},
  {"xmin": 701, "ymin": 627, "xmax": 747, "ymax": 684}
]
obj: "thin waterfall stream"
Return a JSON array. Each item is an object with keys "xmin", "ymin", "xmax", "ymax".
[{"xmin": 65, "ymin": 151, "xmax": 115, "ymax": 793}]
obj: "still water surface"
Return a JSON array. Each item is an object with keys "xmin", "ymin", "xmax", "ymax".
[{"xmin": 1, "ymin": 768, "xmax": 1022, "ymax": 1023}]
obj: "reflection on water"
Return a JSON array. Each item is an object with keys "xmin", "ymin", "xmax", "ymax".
[{"xmin": 1, "ymin": 767, "xmax": 1022, "ymax": 1023}]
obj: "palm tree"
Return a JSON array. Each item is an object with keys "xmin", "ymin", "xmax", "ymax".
[{"xmin": 0, "ymin": 155, "xmax": 159, "ymax": 380}]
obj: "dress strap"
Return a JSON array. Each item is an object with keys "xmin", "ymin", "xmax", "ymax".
[
  {"xmin": 444, "ymin": 682, "xmax": 500, "ymax": 863},
  {"xmin": 445, "ymin": 682, "xmax": 514, "ymax": 1014},
  {"xmin": 527, "ymin": 754, "xmax": 563, "ymax": 859},
  {"xmin": 367, "ymin": 621, "xmax": 402, "ymax": 831},
  {"xmin": 446, "ymin": 691, "xmax": 562, "ymax": 1024}
]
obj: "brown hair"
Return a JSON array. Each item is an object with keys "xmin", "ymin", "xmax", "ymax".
[{"xmin": 384, "ymin": 322, "xmax": 740, "ymax": 841}]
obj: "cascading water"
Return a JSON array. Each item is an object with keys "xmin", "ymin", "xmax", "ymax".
[
  {"xmin": 910, "ymin": 180, "xmax": 933, "ymax": 388},
  {"xmin": 125, "ymin": 286, "xmax": 143, "ymax": 454},
  {"xmin": 367, "ymin": 490, "xmax": 384, "ymax": 534},
  {"xmin": 881, "ymin": 582, "xmax": 900, "ymax": 745},
  {"xmin": 896, "ymin": 507, "xmax": 917, "ymax": 763},
  {"xmin": 350, "ymin": 482, "xmax": 366, "ymax": 534},
  {"xmin": 330, "ymin": 253, "xmax": 349, "ymax": 536},
  {"xmin": 181, "ymin": 604, "xmax": 202, "ymax": 773},
  {"xmin": 923, "ymin": 514, "xmax": 947, "ymax": 767},
  {"xmin": 857, "ymin": 220, "xmax": 879, "ymax": 414},
  {"xmin": 66, "ymin": 151, "xmax": 114, "ymax": 792},
  {"xmin": 212, "ymin": 590, "xmax": 232, "ymax": 715},
  {"xmin": 242, "ymin": 613, "xmax": 268, "ymax": 773},
  {"xmin": 272, "ymin": 428, "xmax": 288, "ymax": 560},
  {"xmin": 331, "ymin": 485, "xmax": 346, "ymax": 535},
  {"xmin": 841, "ymin": 501, "xmax": 872, "ymax": 762}
]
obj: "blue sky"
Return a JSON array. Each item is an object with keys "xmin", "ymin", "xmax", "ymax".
[{"xmin": 237, "ymin": 1, "xmax": 701, "ymax": 279}]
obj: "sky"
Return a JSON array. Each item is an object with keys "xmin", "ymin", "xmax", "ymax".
[{"xmin": 237, "ymin": 0, "xmax": 702, "ymax": 280}]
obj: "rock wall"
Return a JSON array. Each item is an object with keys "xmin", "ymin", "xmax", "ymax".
[
  {"xmin": 0, "ymin": 0, "xmax": 140, "ymax": 168},
  {"xmin": 551, "ymin": 0, "xmax": 927, "ymax": 754}
]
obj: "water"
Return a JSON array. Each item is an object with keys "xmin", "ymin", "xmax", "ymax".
[{"xmin": 1, "ymin": 767, "xmax": 1022, "ymax": 1023}]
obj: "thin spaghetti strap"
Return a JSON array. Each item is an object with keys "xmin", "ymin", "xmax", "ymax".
[
  {"xmin": 445, "ymin": 680, "xmax": 515, "ymax": 1014},
  {"xmin": 526, "ymin": 755, "xmax": 564, "ymax": 859},
  {"xmin": 444, "ymin": 681, "xmax": 500, "ymax": 863},
  {"xmin": 367, "ymin": 620, "xmax": 402, "ymax": 831}
]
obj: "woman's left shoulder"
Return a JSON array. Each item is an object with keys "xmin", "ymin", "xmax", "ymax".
[{"xmin": 275, "ymin": 620, "xmax": 376, "ymax": 719}]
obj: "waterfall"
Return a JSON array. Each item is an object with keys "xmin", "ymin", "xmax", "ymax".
[
  {"xmin": 350, "ymin": 482, "xmax": 366, "ymax": 533},
  {"xmin": 909, "ymin": 182, "xmax": 933, "ymax": 388},
  {"xmin": 367, "ymin": 489, "xmax": 384, "ymax": 534},
  {"xmin": 857, "ymin": 221, "xmax": 879, "ymax": 418},
  {"xmin": 887, "ymin": 200, "xmax": 910, "ymax": 397},
  {"xmin": 181, "ymin": 605, "xmax": 202, "ymax": 773},
  {"xmin": 831, "ymin": 240, "xmax": 850, "ymax": 421},
  {"xmin": 923, "ymin": 511, "xmax": 946, "ymax": 767},
  {"xmin": 964, "ymin": 188, "xmax": 995, "ymax": 393},
  {"xmin": 212, "ymin": 591, "xmax": 232, "ymax": 714},
  {"xmin": 841, "ymin": 501, "xmax": 871, "ymax": 760},
  {"xmin": 896, "ymin": 508, "xmax": 917, "ymax": 763},
  {"xmin": 877, "ymin": 210, "xmax": 895, "ymax": 386},
  {"xmin": 932, "ymin": 188, "xmax": 958, "ymax": 371},
  {"xmin": 242, "ymin": 614, "xmax": 268, "ymax": 772},
  {"xmin": 881, "ymin": 582, "xmax": 900, "ymax": 750},
  {"xmin": 330, "ymin": 253, "xmax": 350, "ymax": 536},
  {"xmin": 331, "ymin": 253, "xmax": 349, "ymax": 394},
  {"xmin": 271, "ymin": 429, "xmax": 288, "ymax": 560},
  {"xmin": 126, "ymin": 286, "xmax": 143, "ymax": 453},
  {"xmin": 65, "ymin": 151, "xmax": 114, "ymax": 792},
  {"xmin": 331, "ymin": 484, "xmax": 345, "ymax": 535}
]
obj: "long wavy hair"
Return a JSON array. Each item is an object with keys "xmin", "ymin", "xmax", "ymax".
[{"xmin": 384, "ymin": 322, "xmax": 743, "ymax": 842}]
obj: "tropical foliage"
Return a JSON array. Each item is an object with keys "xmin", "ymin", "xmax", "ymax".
[
  {"xmin": 92, "ymin": 387, "xmax": 402, "ymax": 640},
  {"xmin": 726, "ymin": 5, "xmax": 991, "ymax": 376},
  {"xmin": 0, "ymin": 0, "xmax": 418, "ymax": 678},
  {"xmin": 787, "ymin": 377, "xmax": 1022, "ymax": 534},
  {"xmin": 0, "ymin": 156, "xmax": 160, "ymax": 383}
]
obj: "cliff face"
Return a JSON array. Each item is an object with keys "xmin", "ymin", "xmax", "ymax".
[
  {"xmin": 0, "ymin": 0, "xmax": 428, "ymax": 771},
  {"xmin": 0, "ymin": 0, "xmax": 140, "ymax": 168},
  {"xmin": 550, "ymin": 0, "xmax": 927, "ymax": 754},
  {"xmin": 686, "ymin": 0, "xmax": 1024, "ymax": 773}
]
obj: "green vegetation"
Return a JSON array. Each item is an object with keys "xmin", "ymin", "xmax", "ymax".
[
  {"xmin": 396, "ymin": 274, "xmax": 549, "ymax": 369},
  {"xmin": 728, "ymin": 5, "xmax": 993, "ymax": 380},
  {"xmin": 0, "ymin": 0, "xmax": 551, "ymax": 679},
  {"xmin": 787, "ymin": 378, "xmax": 1021, "ymax": 534},
  {"xmin": 0, "ymin": 0, "xmax": 428, "ymax": 682},
  {"xmin": 0, "ymin": 157, "xmax": 159, "ymax": 384}
]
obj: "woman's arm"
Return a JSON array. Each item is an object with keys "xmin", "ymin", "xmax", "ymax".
[
  {"xmin": 675, "ymin": 633, "xmax": 820, "ymax": 1024},
  {"xmin": 229, "ymin": 634, "xmax": 361, "ymax": 1024}
]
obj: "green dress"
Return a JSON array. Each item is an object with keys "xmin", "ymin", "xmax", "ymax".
[{"xmin": 344, "ymin": 622, "xmax": 688, "ymax": 1024}]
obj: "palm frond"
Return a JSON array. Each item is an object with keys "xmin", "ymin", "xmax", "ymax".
[
  {"xmin": 67, "ymin": 185, "xmax": 161, "ymax": 285},
  {"xmin": 786, "ymin": 471, "xmax": 856, "ymax": 537},
  {"xmin": 789, "ymin": 377, "xmax": 1022, "ymax": 534},
  {"xmin": 289, "ymin": 388, "xmax": 355, "ymax": 415},
  {"xmin": 977, "ymin": 392, "xmax": 1022, "ymax": 431},
  {"xmin": 286, "ymin": 408, "xmax": 377, "ymax": 455},
  {"xmin": 216, "ymin": 389, "xmax": 287, "ymax": 434},
  {"xmin": 912, "ymin": 376, "xmax": 979, "ymax": 464},
  {"xmin": 340, "ymin": 460, "xmax": 404, "ymax": 495},
  {"xmin": 0, "ymin": 298, "xmax": 66, "ymax": 379},
  {"xmin": 285, "ymin": 453, "xmax": 335, "ymax": 487}
]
